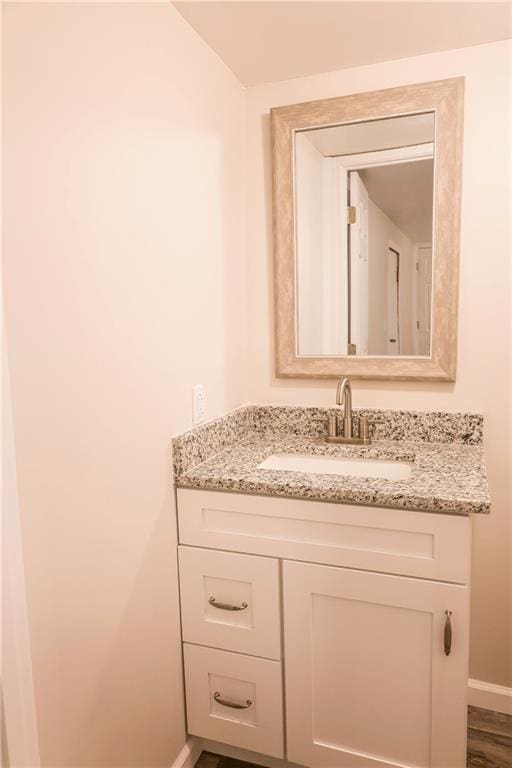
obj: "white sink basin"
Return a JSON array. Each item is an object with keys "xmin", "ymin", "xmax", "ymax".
[{"xmin": 258, "ymin": 453, "xmax": 413, "ymax": 481}]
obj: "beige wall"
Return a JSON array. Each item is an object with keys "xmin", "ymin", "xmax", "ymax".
[
  {"xmin": 3, "ymin": 3, "xmax": 247, "ymax": 766},
  {"xmin": 246, "ymin": 40, "xmax": 511, "ymax": 687}
]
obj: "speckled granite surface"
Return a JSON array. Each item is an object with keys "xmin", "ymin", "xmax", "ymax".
[{"xmin": 172, "ymin": 405, "xmax": 489, "ymax": 515}]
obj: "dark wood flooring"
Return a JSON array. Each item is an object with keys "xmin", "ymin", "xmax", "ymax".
[{"xmin": 195, "ymin": 706, "xmax": 512, "ymax": 768}]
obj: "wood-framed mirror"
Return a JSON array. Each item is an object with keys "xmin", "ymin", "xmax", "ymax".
[{"xmin": 271, "ymin": 78, "xmax": 464, "ymax": 381}]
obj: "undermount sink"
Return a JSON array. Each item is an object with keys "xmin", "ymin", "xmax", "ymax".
[{"xmin": 258, "ymin": 453, "xmax": 413, "ymax": 481}]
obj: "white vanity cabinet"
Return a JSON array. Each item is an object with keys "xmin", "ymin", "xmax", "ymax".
[{"xmin": 177, "ymin": 488, "xmax": 471, "ymax": 768}]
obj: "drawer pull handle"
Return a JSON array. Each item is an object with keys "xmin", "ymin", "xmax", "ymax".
[
  {"xmin": 444, "ymin": 610, "xmax": 453, "ymax": 656},
  {"xmin": 209, "ymin": 597, "xmax": 248, "ymax": 612},
  {"xmin": 214, "ymin": 691, "xmax": 252, "ymax": 709}
]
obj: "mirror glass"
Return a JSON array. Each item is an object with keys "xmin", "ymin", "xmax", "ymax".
[{"xmin": 295, "ymin": 111, "xmax": 435, "ymax": 357}]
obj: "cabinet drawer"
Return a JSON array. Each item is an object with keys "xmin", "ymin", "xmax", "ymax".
[
  {"xmin": 178, "ymin": 546, "xmax": 281, "ymax": 659},
  {"xmin": 183, "ymin": 643, "xmax": 284, "ymax": 758},
  {"xmin": 177, "ymin": 489, "xmax": 471, "ymax": 584}
]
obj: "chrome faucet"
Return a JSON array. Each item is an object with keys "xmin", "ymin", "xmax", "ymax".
[{"xmin": 321, "ymin": 377, "xmax": 382, "ymax": 445}]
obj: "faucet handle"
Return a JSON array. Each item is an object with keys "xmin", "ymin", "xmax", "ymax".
[
  {"xmin": 359, "ymin": 416, "xmax": 384, "ymax": 440},
  {"xmin": 312, "ymin": 415, "xmax": 338, "ymax": 438}
]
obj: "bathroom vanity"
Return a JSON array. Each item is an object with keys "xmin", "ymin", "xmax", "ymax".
[
  {"xmin": 172, "ymin": 75, "xmax": 477, "ymax": 768},
  {"xmin": 172, "ymin": 404, "xmax": 490, "ymax": 768}
]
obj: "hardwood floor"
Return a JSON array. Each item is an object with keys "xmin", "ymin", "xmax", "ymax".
[
  {"xmin": 195, "ymin": 707, "xmax": 512, "ymax": 768},
  {"xmin": 467, "ymin": 706, "xmax": 512, "ymax": 767},
  {"xmin": 195, "ymin": 754, "xmax": 259, "ymax": 768}
]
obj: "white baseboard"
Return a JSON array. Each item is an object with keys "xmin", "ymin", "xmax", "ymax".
[
  {"xmin": 171, "ymin": 738, "xmax": 204, "ymax": 768},
  {"xmin": 468, "ymin": 678, "xmax": 512, "ymax": 715}
]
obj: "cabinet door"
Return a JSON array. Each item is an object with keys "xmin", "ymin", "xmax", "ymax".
[{"xmin": 283, "ymin": 561, "xmax": 469, "ymax": 768}]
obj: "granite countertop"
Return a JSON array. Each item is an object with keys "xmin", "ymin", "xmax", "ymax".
[{"xmin": 172, "ymin": 405, "xmax": 490, "ymax": 515}]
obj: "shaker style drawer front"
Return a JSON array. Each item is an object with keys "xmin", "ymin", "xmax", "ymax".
[
  {"xmin": 177, "ymin": 489, "xmax": 471, "ymax": 584},
  {"xmin": 178, "ymin": 546, "xmax": 281, "ymax": 659},
  {"xmin": 183, "ymin": 643, "xmax": 284, "ymax": 758}
]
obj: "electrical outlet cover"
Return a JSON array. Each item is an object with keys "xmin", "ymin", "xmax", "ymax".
[{"xmin": 192, "ymin": 384, "xmax": 206, "ymax": 425}]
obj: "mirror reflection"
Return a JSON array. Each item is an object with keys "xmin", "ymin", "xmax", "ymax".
[{"xmin": 295, "ymin": 111, "xmax": 435, "ymax": 357}]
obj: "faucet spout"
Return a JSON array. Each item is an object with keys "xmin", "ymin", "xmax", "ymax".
[
  {"xmin": 336, "ymin": 377, "xmax": 353, "ymax": 437},
  {"xmin": 336, "ymin": 377, "xmax": 352, "ymax": 415}
]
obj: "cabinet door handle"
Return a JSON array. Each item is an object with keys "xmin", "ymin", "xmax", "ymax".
[
  {"xmin": 214, "ymin": 691, "xmax": 252, "ymax": 709},
  {"xmin": 209, "ymin": 596, "xmax": 248, "ymax": 612},
  {"xmin": 444, "ymin": 610, "xmax": 453, "ymax": 656}
]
